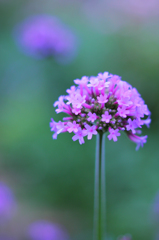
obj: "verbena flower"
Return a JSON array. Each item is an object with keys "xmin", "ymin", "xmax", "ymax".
[
  {"xmin": 50, "ymin": 72, "xmax": 151, "ymax": 150},
  {"xmin": 28, "ymin": 220, "xmax": 69, "ymax": 240},
  {"xmin": 15, "ymin": 15, "xmax": 77, "ymax": 62}
]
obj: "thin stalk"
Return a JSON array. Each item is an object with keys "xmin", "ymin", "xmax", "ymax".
[{"xmin": 93, "ymin": 132, "xmax": 106, "ymax": 240}]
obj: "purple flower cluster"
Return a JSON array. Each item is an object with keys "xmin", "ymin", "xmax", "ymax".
[
  {"xmin": 15, "ymin": 15, "xmax": 76, "ymax": 61},
  {"xmin": 50, "ymin": 72, "xmax": 151, "ymax": 150}
]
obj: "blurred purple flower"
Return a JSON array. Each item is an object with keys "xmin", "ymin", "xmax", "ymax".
[
  {"xmin": 28, "ymin": 220, "xmax": 69, "ymax": 240},
  {"xmin": 15, "ymin": 15, "xmax": 77, "ymax": 63},
  {"xmin": 0, "ymin": 182, "xmax": 16, "ymax": 222},
  {"xmin": 117, "ymin": 235, "xmax": 132, "ymax": 240}
]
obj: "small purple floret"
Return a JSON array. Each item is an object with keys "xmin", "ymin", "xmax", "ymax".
[
  {"xmin": 101, "ymin": 111, "xmax": 112, "ymax": 123},
  {"xmin": 84, "ymin": 124, "xmax": 97, "ymax": 140},
  {"xmin": 108, "ymin": 128, "xmax": 121, "ymax": 142},
  {"xmin": 72, "ymin": 127, "xmax": 86, "ymax": 144},
  {"xmin": 67, "ymin": 121, "xmax": 79, "ymax": 133},
  {"xmin": 87, "ymin": 112, "xmax": 98, "ymax": 122}
]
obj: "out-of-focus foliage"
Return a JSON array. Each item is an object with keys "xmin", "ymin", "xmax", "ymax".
[{"xmin": 0, "ymin": 0, "xmax": 159, "ymax": 239}]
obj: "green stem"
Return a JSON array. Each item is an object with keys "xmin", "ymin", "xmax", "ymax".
[{"xmin": 93, "ymin": 132, "xmax": 106, "ymax": 240}]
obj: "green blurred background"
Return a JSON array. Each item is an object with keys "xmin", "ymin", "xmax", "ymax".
[{"xmin": 0, "ymin": 0, "xmax": 159, "ymax": 239}]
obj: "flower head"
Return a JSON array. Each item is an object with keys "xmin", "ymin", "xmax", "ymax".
[
  {"xmin": 15, "ymin": 15, "xmax": 77, "ymax": 63},
  {"xmin": 50, "ymin": 72, "xmax": 151, "ymax": 149}
]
